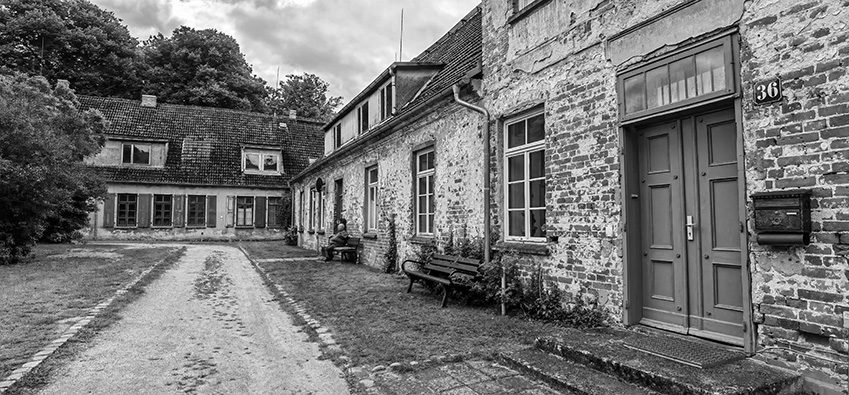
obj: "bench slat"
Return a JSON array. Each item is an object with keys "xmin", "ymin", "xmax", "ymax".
[
  {"xmin": 406, "ymin": 270, "xmax": 451, "ymax": 285},
  {"xmin": 427, "ymin": 260, "xmax": 479, "ymax": 272},
  {"xmin": 456, "ymin": 257, "xmax": 481, "ymax": 266}
]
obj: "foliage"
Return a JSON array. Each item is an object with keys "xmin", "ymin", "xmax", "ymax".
[
  {"xmin": 382, "ymin": 214, "xmax": 398, "ymax": 273},
  {"xmin": 283, "ymin": 226, "xmax": 298, "ymax": 246},
  {"xmin": 140, "ymin": 26, "xmax": 268, "ymax": 112},
  {"xmin": 0, "ymin": 0, "xmax": 143, "ymax": 98},
  {"xmin": 0, "ymin": 74, "xmax": 106, "ymax": 263},
  {"xmin": 518, "ymin": 264, "xmax": 608, "ymax": 328},
  {"xmin": 266, "ymin": 73, "xmax": 343, "ymax": 121}
]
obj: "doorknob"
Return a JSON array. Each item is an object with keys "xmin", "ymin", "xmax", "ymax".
[{"xmin": 686, "ymin": 215, "xmax": 695, "ymax": 241}]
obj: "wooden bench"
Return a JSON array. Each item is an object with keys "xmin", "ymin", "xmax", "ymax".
[
  {"xmin": 401, "ymin": 254, "xmax": 481, "ymax": 307},
  {"xmin": 332, "ymin": 237, "xmax": 361, "ymax": 264}
]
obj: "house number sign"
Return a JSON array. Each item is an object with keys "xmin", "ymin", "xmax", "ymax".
[{"xmin": 753, "ymin": 78, "xmax": 783, "ymax": 105}]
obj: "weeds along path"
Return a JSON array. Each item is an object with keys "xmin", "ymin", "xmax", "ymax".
[{"xmin": 38, "ymin": 245, "xmax": 348, "ymax": 394}]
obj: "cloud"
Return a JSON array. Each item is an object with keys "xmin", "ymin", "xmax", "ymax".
[{"xmin": 89, "ymin": 0, "xmax": 480, "ymax": 101}]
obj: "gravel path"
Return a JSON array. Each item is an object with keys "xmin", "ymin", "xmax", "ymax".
[{"xmin": 39, "ymin": 244, "xmax": 349, "ymax": 394}]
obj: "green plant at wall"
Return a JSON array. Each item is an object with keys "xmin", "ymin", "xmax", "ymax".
[
  {"xmin": 382, "ymin": 214, "xmax": 398, "ymax": 273},
  {"xmin": 283, "ymin": 226, "xmax": 298, "ymax": 246}
]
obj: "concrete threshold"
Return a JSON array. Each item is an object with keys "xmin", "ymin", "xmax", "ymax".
[{"xmin": 501, "ymin": 327, "xmax": 803, "ymax": 395}]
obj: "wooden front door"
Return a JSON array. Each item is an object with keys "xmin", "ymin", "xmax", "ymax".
[{"xmin": 637, "ymin": 108, "xmax": 744, "ymax": 345}]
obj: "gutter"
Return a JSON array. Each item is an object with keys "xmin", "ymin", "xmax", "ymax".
[{"xmin": 451, "ymin": 84, "xmax": 502, "ymax": 316}]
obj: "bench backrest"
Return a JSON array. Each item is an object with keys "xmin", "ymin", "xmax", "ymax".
[
  {"xmin": 346, "ymin": 237, "xmax": 361, "ymax": 247},
  {"xmin": 425, "ymin": 254, "xmax": 481, "ymax": 277}
]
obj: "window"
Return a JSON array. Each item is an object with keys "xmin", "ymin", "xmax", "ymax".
[
  {"xmin": 309, "ymin": 189, "xmax": 315, "ymax": 229},
  {"xmin": 299, "ymin": 190, "xmax": 305, "ymax": 228},
  {"xmin": 379, "ymin": 83, "xmax": 393, "ymax": 120},
  {"xmin": 415, "ymin": 148, "xmax": 435, "ymax": 234},
  {"xmin": 267, "ymin": 197, "xmax": 283, "ymax": 228},
  {"xmin": 334, "ymin": 124, "xmax": 342, "ymax": 148},
  {"xmin": 504, "ymin": 111, "xmax": 546, "ymax": 240},
  {"xmin": 186, "ymin": 195, "xmax": 206, "ymax": 227},
  {"xmin": 620, "ymin": 37, "xmax": 734, "ymax": 120},
  {"xmin": 236, "ymin": 196, "xmax": 254, "ymax": 227},
  {"xmin": 243, "ymin": 149, "xmax": 281, "ymax": 174},
  {"xmin": 116, "ymin": 193, "xmax": 138, "ymax": 227},
  {"xmin": 153, "ymin": 194, "xmax": 172, "ymax": 227},
  {"xmin": 309, "ymin": 188, "xmax": 324, "ymax": 230},
  {"xmin": 121, "ymin": 143, "xmax": 150, "ymax": 165},
  {"xmin": 357, "ymin": 103, "xmax": 369, "ymax": 134},
  {"xmin": 365, "ymin": 166, "xmax": 378, "ymax": 232}
]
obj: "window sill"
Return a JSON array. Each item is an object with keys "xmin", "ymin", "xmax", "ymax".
[
  {"xmin": 308, "ymin": 229, "xmax": 315, "ymax": 234},
  {"xmin": 507, "ymin": 0, "xmax": 552, "ymax": 25},
  {"xmin": 151, "ymin": 226, "xmax": 173, "ymax": 229},
  {"xmin": 409, "ymin": 235, "xmax": 436, "ymax": 245},
  {"xmin": 494, "ymin": 241, "xmax": 550, "ymax": 256},
  {"xmin": 235, "ymin": 226, "xmax": 255, "ymax": 229},
  {"xmin": 363, "ymin": 232, "xmax": 378, "ymax": 240},
  {"xmin": 114, "ymin": 226, "xmax": 138, "ymax": 229},
  {"xmin": 298, "ymin": 228, "xmax": 304, "ymax": 233},
  {"xmin": 243, "ymin": 171, "xmax": 283, "ymax": 176},
  {"xmin": 186, "ymin": 225, "xmax": 206, "ymax": 229},
  {"xmin": 317, "ymin": 230, "xmax": 326, "ymax": 235}
]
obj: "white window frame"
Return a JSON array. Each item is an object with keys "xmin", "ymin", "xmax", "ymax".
[
  {"xmin": 365, "ymin": 166, "xmax": 378, "ymax": 232},
  {"xmin": 242, "ymin": 149, "xmax": 281, "ymax": 175},
  {"xmin": 334, "ymin": 124, "xmax": 342, "ymax": 149},
  {"xmin": 121, "ymin": 143, "xmax": 151, "ymax": 165},
  {"xmin": 415, "ymin": 148, "xmax": 435, "ymax": 235},
  {"xmin": 235, "ymin": 196, "xmax": 255, "ymax": 227},
  {"xmin": 379, "ymin": 82, "xmax": 393, "ymax": 121},
  {"xmin": 186, "ymin": 194, "xmax": 207, "ymax": 228},
  {"xmin": 357, "ymin": 103, "xmax": 369, "ymax": 134},
  {"xmin": 116, "ymin": 193, "xmax": 138, "ymax": 228},
  {"xmin": 503, "ymin": 109, "xmax": 546, "ymax": 242},
  {"xmin": 152, "ymin": 194, "xmax": 174, "ymax": 228}
]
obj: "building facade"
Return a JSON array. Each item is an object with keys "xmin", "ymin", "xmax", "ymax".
[
  {"xmin": 82, "ymin": 95, "xmax": 323, "ymax": 240},
  {"xmin": 292, "ymin": 1, "xmax": 848, "ymax": 390}
]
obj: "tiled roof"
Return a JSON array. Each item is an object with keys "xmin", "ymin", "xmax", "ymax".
[
  {"xmin": 78, "ymin": 95, "xmax": 324, "ymax": 188},
  {"xmin": 293, "ymin": 5, "xmax": 482, "ymax": 181}
]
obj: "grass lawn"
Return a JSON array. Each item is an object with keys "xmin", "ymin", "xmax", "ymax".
[
  {"xmin": 0, "ymin": 243, "xmax": 183, "ymax": 380},
  {"xmin": 239, "ymin": 240, "xmax": 318, "ymax": 260},
  {"xmin": 255, "ymin": 257, "xmax": 562, "ymax": 366}
]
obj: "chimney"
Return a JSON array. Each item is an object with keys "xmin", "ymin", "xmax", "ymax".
[
  {"xmin": 288, "ymin": 109, "xmax": 297, "ymax": 119},
  {"xmin": 141, "ymin": 95, "xmax": 157, "ymax": 108}
]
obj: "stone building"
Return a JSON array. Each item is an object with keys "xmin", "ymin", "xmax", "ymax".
[
  {"xmin": 81, "ymin": 95, "xmax": 323, "ymax": 240},
  {"xmin": 293, "ymin": 0, "xmax": 848, "ymax": 390},
  {"xmin": 480, "ymin": 0, "xmax": 848, "ymax": 391},
  {"xmin": 290, "ymin": 7, "xmax": 485, "ymax": 267}
]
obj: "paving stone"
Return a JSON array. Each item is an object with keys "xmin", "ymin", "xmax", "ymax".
[
  {"xmin": 438, "ymin": 362, "xmax": 490, "ymax": 384},
  {"xmin": 440, "ymin": 386, "xmax": 478, "ymax": 395},
  {"xmin": 418, "ymin": 373, "xmax": 464, "ymax": 392},
  {"xmin": 465, "ymin": 360, "xmax": 517, "ymax": 379},
  {"xmin": 22, "ymin": 361, "xmax": 40, "ymax": 369},
  {"xmin": 495, "ymin": 375, "xmax": 538, "ymax": 391},
  {"xmin": 372, "ymin": 365, "xmax": 387, "ymax": 373}
]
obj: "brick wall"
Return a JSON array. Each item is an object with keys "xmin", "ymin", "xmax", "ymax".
[{"xmin": 293, "ymin": 99, "xmax": 486, "ymax": 270}]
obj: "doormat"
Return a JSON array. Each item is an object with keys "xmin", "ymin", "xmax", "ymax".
[{"xmin": 622, "ymin": 334, "xmax": 747, "ymax": 368}]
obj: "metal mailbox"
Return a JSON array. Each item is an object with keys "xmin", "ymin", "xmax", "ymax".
[{"xmin": 751, "ymin": 189, "xmax": 812, "ymax": 245}]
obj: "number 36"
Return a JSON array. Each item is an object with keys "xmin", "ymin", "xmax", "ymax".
[{"xmin": 756, "ymin": 81, "xmax": 780, "ymax": 101}]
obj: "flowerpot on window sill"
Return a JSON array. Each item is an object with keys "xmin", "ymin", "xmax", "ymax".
[
  {"xmin": 409, "ymin": 235, "xmax": 435, "ymax": 245},
  {"xmin": 494, "ymin": 241, "xmax": 550, "ymax": 256},
  {"xmin": 363, "ymin": 232, "xmax": 378, "ymax": 239},
  {"xmin": 316, "ymin": 230, "xmax": 326, "ymax": 235},
  {"xmin": 307, "ymin": 229, "xmax": 315, "ymax": 234}
]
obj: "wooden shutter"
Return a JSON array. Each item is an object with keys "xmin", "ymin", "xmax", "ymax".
[
  {"xmin": 138, "ymin": 194, "xmax": 152, "ymax": 228},
  {"xmin": 226, "ymin": 196, "xmax": 235, "ymax": 227},
  {"xmin": 255, "ymin": 196, "xmax": 267, "ymax": 228},
  {"xmin": 173, "ymin": 194, "xmax": 185, "ymax": 228},
  {"xmin": 206, "ymin": 195, "xmax": 217, "ymax": 228},
  {"xmin": 103, "ymin": 193, "xmax": 116, "ymax": 228}
]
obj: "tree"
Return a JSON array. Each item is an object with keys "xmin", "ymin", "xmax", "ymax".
[
  {"xmin": 0, "ymin": 0, "xmax": 143, "ymax": 98},
  {"xmin": 0, "ymin": 73, "xmax": 106, "ymax": 264},
  {"xmin": 140, "ymin": 27, "xmax": 268, "ymax": 112},
  {"xmin": 266, "ymin": 73, "xmax": 343, "ymax": 121}
]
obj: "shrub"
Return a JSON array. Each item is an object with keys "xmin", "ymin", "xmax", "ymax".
[
  {"xmin": 382, "ymin": 214, "xmax": 398, "ymax": 273},
  {"xmin": 283, "ymin": 226, "xmax": 298, "ymax": 245}
]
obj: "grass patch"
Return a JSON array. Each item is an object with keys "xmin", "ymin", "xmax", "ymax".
[
  {"xmin": 239, "ymin": 241, "xmax": 318, "ymax": 260},
  {"xmin": 0, "ymin": 243, "xmax": 183, "ymax": 381},
  {"xmin": 257, "ymin": 259, "xmax": 560, "ymax": 366}
]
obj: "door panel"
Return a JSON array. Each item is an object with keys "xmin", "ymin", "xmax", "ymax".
[
  {"xmin": 638, "ymin": 121, "xmax": 687, "ymax": 327},
  {"xmin": 637, "ymin": 108, "xmax": 743, "ymax": 345}
]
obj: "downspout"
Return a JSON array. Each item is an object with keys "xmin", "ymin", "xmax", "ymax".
[{"xmin": 452, "ymin": 84, "xmax": 504, "ymax": 316}]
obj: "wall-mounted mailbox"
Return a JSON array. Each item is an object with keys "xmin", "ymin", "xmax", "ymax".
[{"xmin": 751, "ymin": 189, "xmax": 811, "ymax": 245}]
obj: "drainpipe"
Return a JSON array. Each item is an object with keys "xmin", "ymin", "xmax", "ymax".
[{"xmin": 452, "ymin": 84, "xmax": 504, "ymax": 316}]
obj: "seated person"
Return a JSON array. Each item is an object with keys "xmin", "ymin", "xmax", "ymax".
[{"xmin": 324, "ymin": 223, "xmax": 349, "ymax": 261}]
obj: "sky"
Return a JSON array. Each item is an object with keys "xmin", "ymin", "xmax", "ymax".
[{"xmin": 90, "ymin": 0, "xmax": 481, "ymax": 101}]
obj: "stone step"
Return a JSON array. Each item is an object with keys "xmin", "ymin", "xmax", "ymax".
[
  {"xmin": 534, "ymin": 328, "xmax": 804, "ymax": 395},
  {"xmin": 501, "ymin": 348, "xmax": 659, "ymax": 395}
]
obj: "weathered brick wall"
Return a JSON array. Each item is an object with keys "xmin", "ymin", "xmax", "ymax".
[
  {"xmin": 294, "ymin": 99, "xmax": 487, "ymax": 270},
  {"xmin": 740, "ymin": 0, "xmax": 849, "ymax": 386},
  {"xmin": 483, "ymin": 0, "xmax": 848, "ymax": 387}
]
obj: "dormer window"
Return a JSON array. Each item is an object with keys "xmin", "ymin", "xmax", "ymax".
[
  {"xmin": 333, "ymin": 124, "xmax": 342, "ymax": 148},
  {"xmin": 122, "ymin": 143, "xmax": 150, "ymax": 165},
  {"xmin": 379, "ymin": 83, "xmax": 393, "ymax": 121},
  {"xmin": 243, "ymin": 148, "xmax": 281, "ymax": 174},
  {"xmin": 357, "ymin": 103, "xmax": 369, "ymax": 134}
]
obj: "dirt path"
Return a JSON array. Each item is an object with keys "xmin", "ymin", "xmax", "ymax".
[{"xmin": 39, "ymin": 244, "xmax": 349, "ymax": 394}]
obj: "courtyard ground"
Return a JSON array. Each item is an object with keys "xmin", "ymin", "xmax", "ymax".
[{"xmin": 0, "ymin": 243, "xmax": 183, "ymax": 380}]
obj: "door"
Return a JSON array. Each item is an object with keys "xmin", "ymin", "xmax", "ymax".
[
  {"xmin": 637, "ymin": 108, "xmax": 744, "ymax": 345},
  {"xmin": 334, "ymin": 179, "xmax": 343, "ymax": 225}
]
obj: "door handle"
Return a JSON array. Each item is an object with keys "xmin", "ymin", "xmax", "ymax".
[{"xmin": 686, "ymin": 215, "xmax": 695, "ymax": 241}]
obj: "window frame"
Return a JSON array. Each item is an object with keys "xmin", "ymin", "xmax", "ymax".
[
  {"xmin": 364, "ymin": 165, "xmax": 379, "ymax": 233},
  {"xmin": 617, "ymin": 35, "xmax": 736, "ymax": 123},
  {"xmin": 186, "ymin": 195, "xmax": 207, "ymax": 228},
  {"xmin": 308, "ymin": 188, "xmax": 315, "ymax": 230},
  {"xmin": 414, "ymin": 147, "xmax": 436, "ymax": 236},
  {"xmin": 357, "ymin": 103, "xmax": 370, "ymax": 134},
  {"xmin": 235, "ymin": 196, "xmax": 255, "ymax": 228},
  {"xmin": 334, "ymin": 124, "xmax": 342, "ymax": 148},
  {"xmin": 242, "ymin": 148, "xmax": 282, "ymax": 174},
  {"xmin": 299, "ymin": 190, "xmax": 305, "ymax": 229},
  {"xmin": 152, "ymin": 194, "xmax": 173, "ymax": 228},
  {"xmin": 121, "ymin": 143, "xmax": 151, "ymax": 166},
  {"xmin": 115, "ymin": 193, "xmax": 138, "ymax": 228},
  {"xmin": 503, "ymin": 109, "xmax": 547, "ymax": 242},
  {"xmin": 379, "ymin": 83, "xmax": 394, "ymax": 121},
  {"xmin": 309, "ymin": 188, "xmax": 324, "ymax": 231},
  {"xmin": 508, "ymin": 0, "xmax": 552, "ymax": 24}
]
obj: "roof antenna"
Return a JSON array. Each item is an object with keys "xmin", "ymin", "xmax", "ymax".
[{"xmin": 398, "ymin": 8, "xmax": 404, "ymax": 62}]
